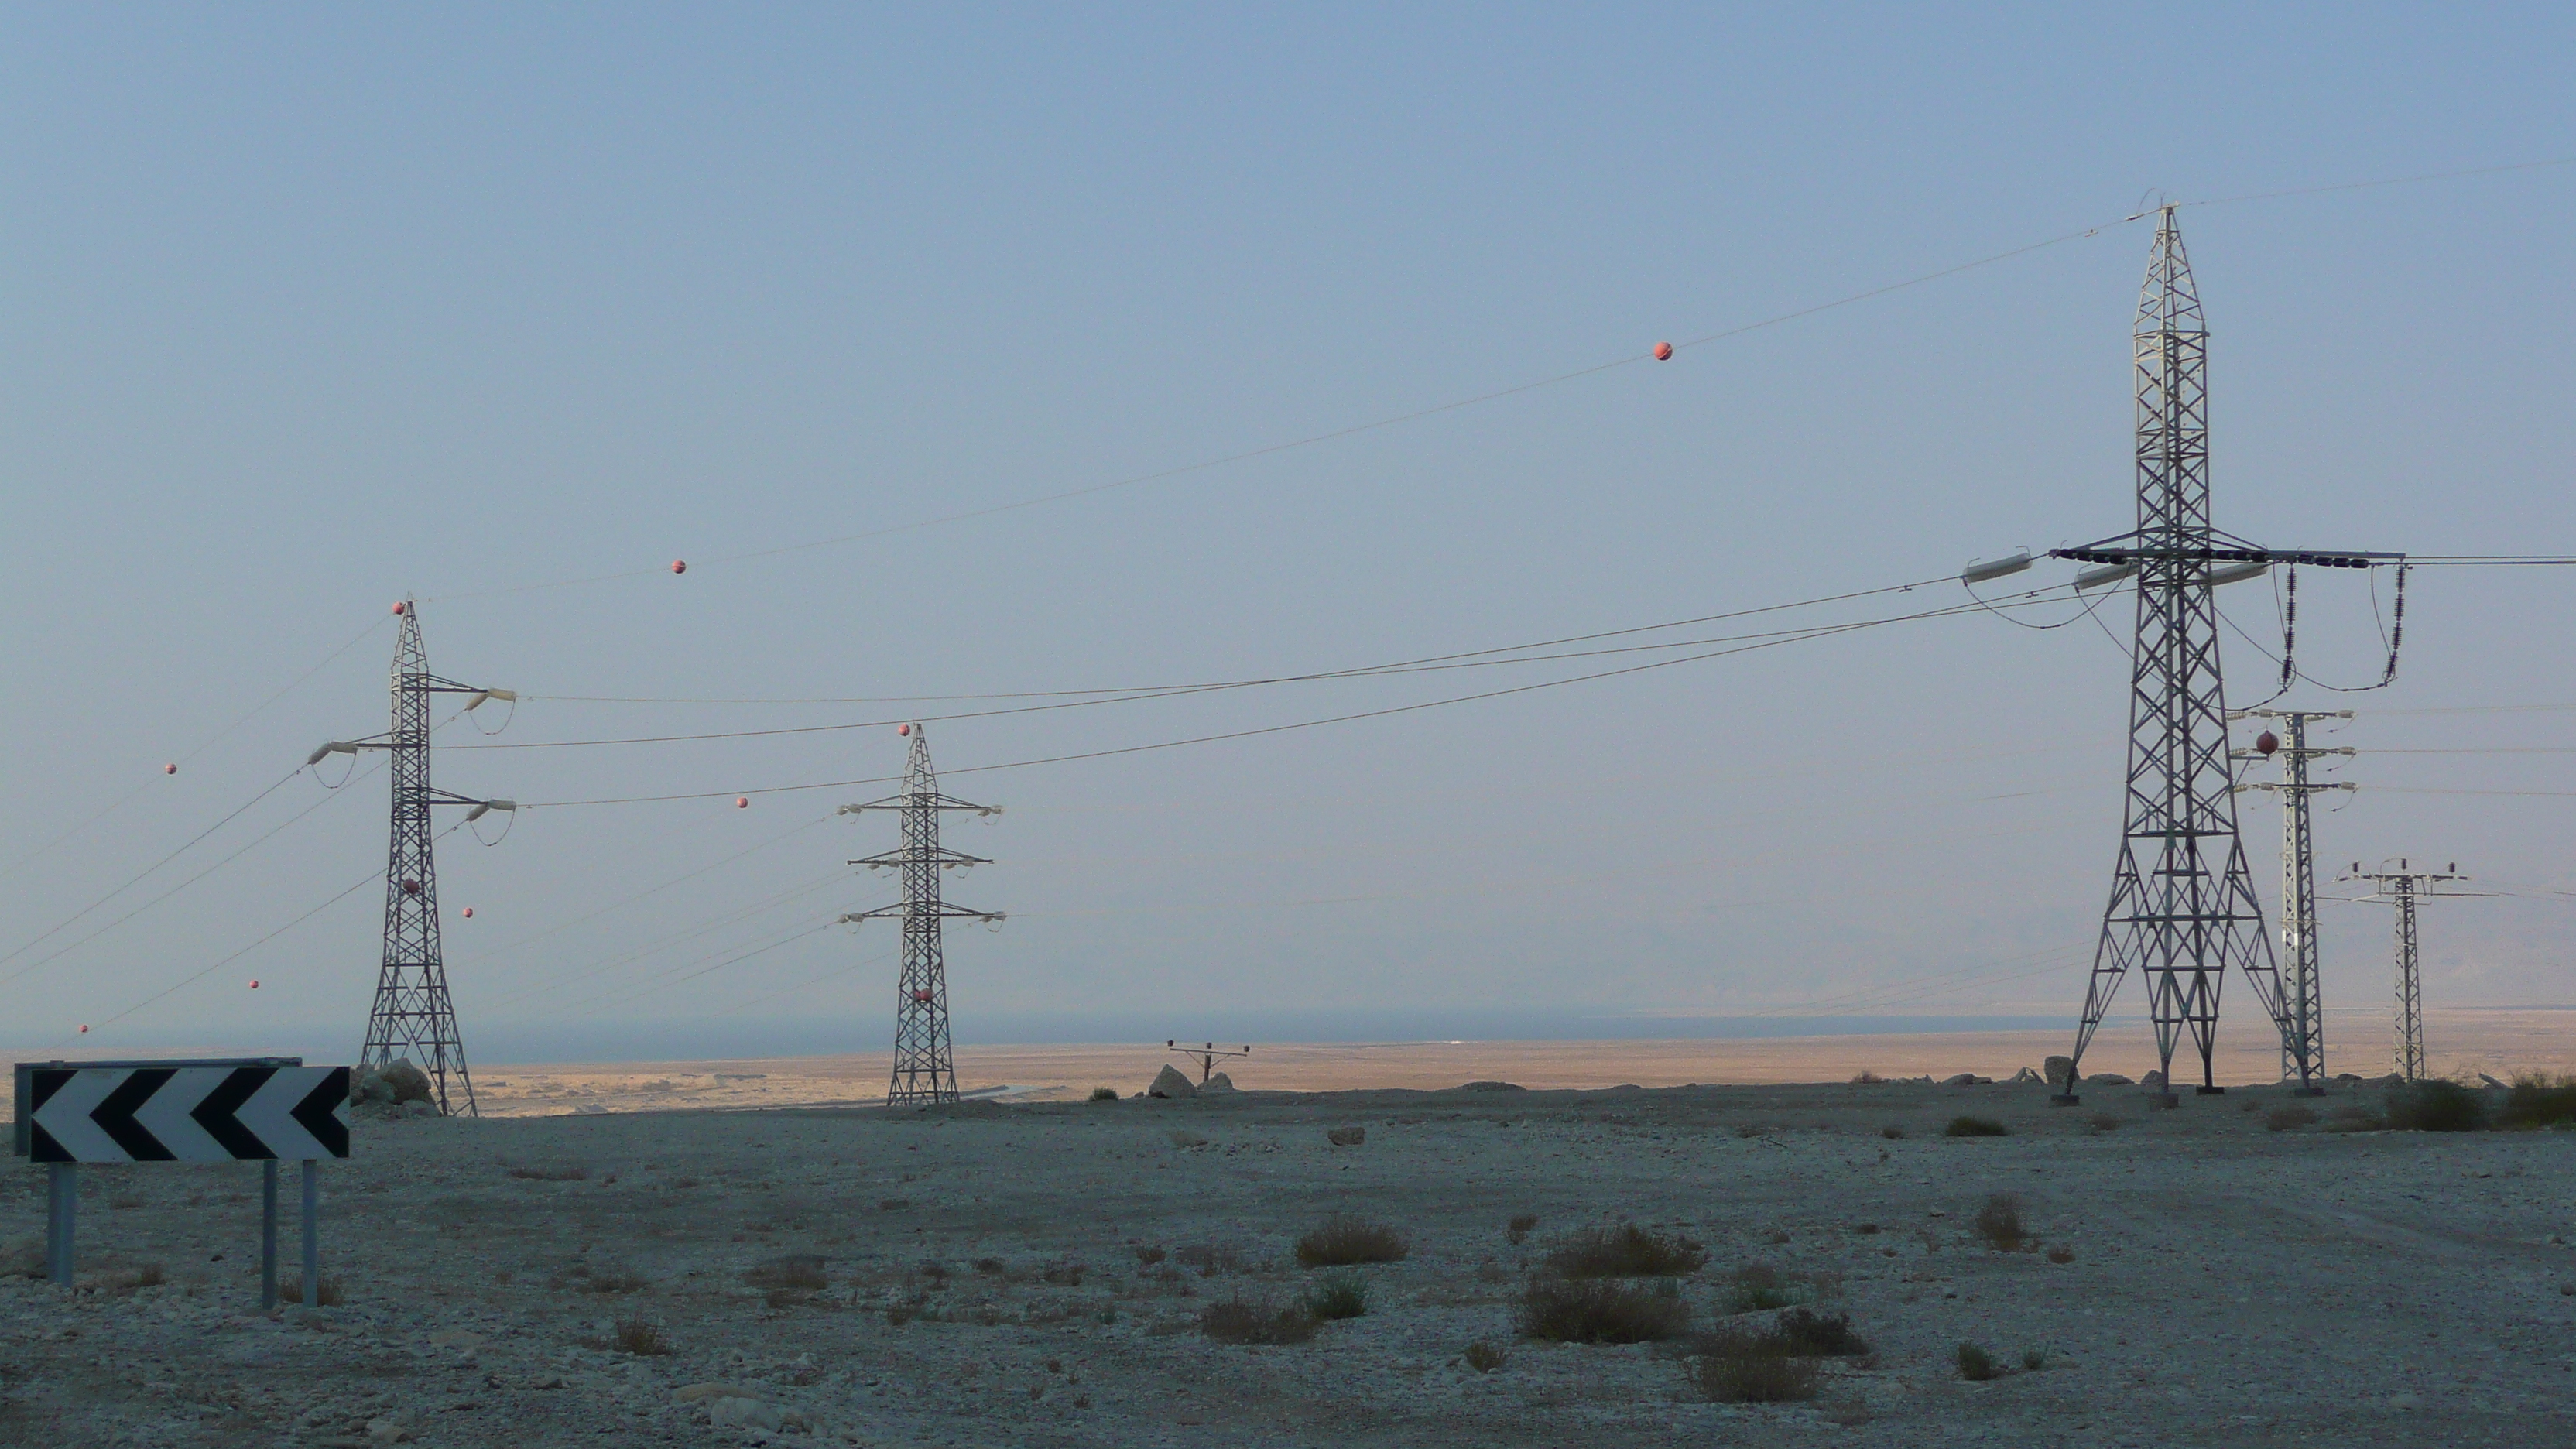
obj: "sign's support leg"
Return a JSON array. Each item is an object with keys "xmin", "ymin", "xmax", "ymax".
[
  {"xmin": 261, "ymin": 1160, "xmax": 279, "ymax": 1311},
  {"xmin": 300, "ymin": 1160, "xmax": 320, "ymax": 1307},
  {"xmin": 46, "ymin": 1163, "xmax": 75, "ymax": 1287}
]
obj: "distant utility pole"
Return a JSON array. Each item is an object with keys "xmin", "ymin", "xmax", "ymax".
[
  {"xmin": 312, "ymin": 598, "xmax": 515, "ymax": 1117},
  {"xmin": 2342, "ymin": 858, "xmax": 2468, "ymax": 1082},
  {"xmin": 2234, "ymin": 709, "xmax": 2354, "ymax": 1095},
  {"xmin": 841, "ymin": 724, "xmax": 1002, "ymax": 1108},
  {"xmin": 1168, "ymin": 1040, "xmax": 1252, "ymax": 1084}
]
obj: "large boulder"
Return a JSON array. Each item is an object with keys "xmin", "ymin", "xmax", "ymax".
[
  {"xmin": 1941, "ymin": 1073, "xmax": 1990, "ymax": 1087},
  {"xmin": 2085, "ymin": 1073, "xmax": 2132, "ymax": 1086},
  {"xmin": 2044, "ymin": 1056, "xmax": 2077, "ymax": 1089},
  {"xmin": 348, "ymin": 1069, "xmax": 396, "ymax": 1108},
  {"xmin": 379, "ymin": 1060, "xmax": 434, "ymax": 1105},
  {"xmin": 1147, "ymin": 1065, "xmax": 1197, "ymax": 1099},
  {"xmin": 1200, "ymin": 1072, "xmax": 1237, "ymax": 1094},
  {"xmin": 2140, "ymin": 1069, "xmax": 2167, "ymax": 1089}
]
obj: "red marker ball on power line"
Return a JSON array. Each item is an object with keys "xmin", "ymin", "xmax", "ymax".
[
  {"xmin": 898, "ymin": 723, "xmax": 911, "ymax": 737},
  {"xmin": 1653, "ymin": 341, "xmax": 1673, "ymax": 361},
  {"xmin": 248, "ymin": 979, "xmax": 259, "ymax": 989},
  {"xmin": 164, "ymin": 763, "xmax": 177, "ymax": 775},
  {"xmin": 735, "ymin": 796, "xmax": 748, "ymax": 809},
  {"xmin": 2255, "ymin": 731, "xmax": 2280, "ymax": 755},
  {"xmin": 393, "ymin": 601, "xmax": 407, "ymax": 615},
  {"xmin": 672, "ymin": 560, "xmax": 687, "ymax": 574},
  {"xmin": 461, "ymin": 906, "xmax": 474, "ymax": 919},
  {"xmin": 78, "ymin": 1024, "xmax": 89, "ymax": 1033}
]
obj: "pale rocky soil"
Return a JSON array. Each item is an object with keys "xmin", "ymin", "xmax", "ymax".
[{"xmin": 5, "ymin": 1077, "xmax": 2573, "ymax": 1447}]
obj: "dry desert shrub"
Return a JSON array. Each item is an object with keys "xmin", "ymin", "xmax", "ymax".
[
  {"xmin": 1725, "ymin": 1264, "xmax": 1812, "ymax": 1313},
  {"xmin": 1543, "ymin": 1223, "xmax": 1706, "ymax": 1279},
  {"xmin": 2324, "ymin": 1103, "xmax": 2383, "ymax": 1132},
  {"xmin": 1294, "ymin": 1214, "xmax": 1408, "ymax": 1268},
  {"xmin": 1944, "ymin": 1116, "xmax": 2009, "ymax": 1138},
  {"xmin": 2501, "ymin": 1073, "xmax": 2576, "ymax": 1128},
  {"xmin": 1516, "ymin": 1277, "xmax": 1690, "ymax": 1344},
  {"xmin": 1955, "ymin": 1342, "xmax": 2001, "ymax": 1381},
  {"xmin": 2087, "ymin": 1112, "xmax": 2123, "ymax": 1133},
  {"xmin": 1687, "ymin": 1314, "xmax": 1859, "ymax": 1403},
  {"xmin": 118, "ymin": 1263, "xmax": 167, "ymax": 1291},
  {"xmin": 1972, "ymin": 1194, "xmax": 2028, "ymax": 1252},
  {"xmin": 2045, "ymin": 1245, "xmax": 2077, "ymax": 1265},
  {"xmin": 1088, "ymin": 1087, "xmax": 1120, "ymax": 1102},
  {"xmin": 1461, "ymin": 1340, "xmax": 1507, "ymax": 1373},
  {"xmin": 1134, "ymin": 1245, "xmax": 1167, "ymax": 1266},
  {"xmin": 972, "ymin": 1257, "xmax": 1006, "ymax": 1276},
  {"xmin": 1879, "ymin": 1125, "xmax": 1906, "ymax": 1140},
  {"xmin": 745, "ymin": 1255, "xmax": 828, "ymax": 1300},
  {"xmin": 277, "ymin": 1275, "xmax": 344, "ymax": 1306},
  {"xmin": 1506, "ymin": 1213, "xmax": 1540, "ymax": 1245},
  {"xmin": 1327, "ymin": 1126, "xmax": 1367, "ymax": 1146},
  {"xmin": 2385, "ymin": 1080, "xmax": 2485, "ymax": 1132},
  {"xmin": 1199, "ymin": 1298, "xmax": 1317, "ymax": 1345},
  {"xmin": 507, "ymin": 1165, "xmax": 589, "ymax": 1182},
  {"xmin": 1850, "ymin": 1070, "xmax": 1886, "ymax": 1084},
  {"xmin": 1168, "ymin": 1130, "xmax": 1208, "ymax": 1148},
  {"xmin": 2266, "ymin": 1105, "xmax": 2319, "ymax": 1132},
  {"xmin": 613, "ymin": 1317, "xmax": 670, "ymax": 1355},
  {"xmin": 2020, "ymin": 1348, "xmax": 2050, "ymax": 1372}
]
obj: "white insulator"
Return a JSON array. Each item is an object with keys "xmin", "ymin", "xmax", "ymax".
[
  {"xmin": 2074, "ymin": 560, "xmax": 2138, "ymax": 591},
  {"xmin": 2200, "ymin": 560, "xmax": 2269, "ymax": 587},
  {"xmin": 1961, "ymin": 553, "xmax": 2033, "ymax": 584}
]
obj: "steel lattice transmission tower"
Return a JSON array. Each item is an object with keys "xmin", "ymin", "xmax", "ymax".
[
  {"xmin": 2344, "ymin": 859, "xmax": 2468, "ymax": 1082},
  {"xmin": 840, "ymin": 724, "xmax": 1002, "ymax": 1107},
  {"xmin": 2235, "ymin": 709, "xmax": 2354, "ymax": 1094},
  {"xmin": 315, "ymin": 599, "xmax": 514, "ymax": 1117},
  {"xmin": 2054, "ymin": 209, "xmax": 2292, "ymax": 1105}
]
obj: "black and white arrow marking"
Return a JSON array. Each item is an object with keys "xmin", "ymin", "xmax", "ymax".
[{"xmin": 28, "ymin": 1066, "xmax": 350, "ymax": 1163}]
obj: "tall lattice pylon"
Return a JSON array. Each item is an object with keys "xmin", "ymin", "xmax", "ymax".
[
  {"xmin": 840, "ymin": 724, "xmax": 1002, "ymax": 1108},
  {"xmin": 324, "ymin": 599, "xmax": 514, "ymax": 1117},
  {"xmin": 2236, "ymin": 709, "xmax": 2354, "ymax": 1094},
  {"xmin": 2056, "ymin": 209, "xmax": 2289, "ymax": 1105}
]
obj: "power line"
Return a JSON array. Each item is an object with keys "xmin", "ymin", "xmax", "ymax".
[{"xmin": 519, "ymin": 583, "xmax": 2084, "ymax": 808}]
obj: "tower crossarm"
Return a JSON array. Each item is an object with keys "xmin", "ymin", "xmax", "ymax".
[
  {"xmin": 840, "ymin": 903, "xmax": 1005, "ymax": 924},
  {"xmin": 849, "ymin": 844, "xmax": 992, "ymax": 869},
  {"xmin": 838, "ymin": 793, "xmax": 999, "ymax": 816}
]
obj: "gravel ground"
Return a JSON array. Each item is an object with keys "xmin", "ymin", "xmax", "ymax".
[{"xmin": 3, "ymin": 1079, "xmax": 2571, "ymax": 1447}]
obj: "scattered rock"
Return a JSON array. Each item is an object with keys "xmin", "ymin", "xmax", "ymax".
[
  {"xmin": 365, "ymin": 1419, "xmax": 410, "ymax": 1443},
  {"xmin": 2141, "ymin": 1070, "xmax": 2167, "ymax": 1089},
  {"xmin": 1200, "ymin": 1072, "xmax": 1236, "ymax": 1094},
  {"xmin": 2008, "ymin": 1067, "xmax": 2044, "ymax": 1085},
  {"xmin": 1147, "ymin": 1065, "xmax": 1197, "ymax": 1099},
  {"xmin": 1327, "ymin": 1126, "xmax": 1366, "ymax": 1146},
  {"xmin": 2044, "ymin": 1056, "xmax": 2076, "ymax": 1088},
  {"xmin": 2085, "ymin": 1073, "xmax": 2132, "ymax": 1086},
  {"xmin": 707, "ymin": 1396, "xmax": 785, "ymax": 1432},
  {"xmin": 379, "ymin": 1060, "xmax": 433, "ymax": 1105},
  {"xmin": 1459, "ymin": 1081, "xmax": 1526, "ymax": 1092},
  {"xmin": 1941, "ymin": 1073, "xmax": 1990, "ymax": 1087},
  {"xmin": 676, "ymin": 1382, "xmax": 759, "ymax": 1404},
  {"xmin": 399, "ymin": 1099, "xmax": 437, "ymax": 1118},
  {"xmin": 2479, "ymin": 1073, "xmax": 2509, "ymax": 1089},
  {"xmin": 348, "ymin": 1069, "xmax": 395, "ymax": 1107}
]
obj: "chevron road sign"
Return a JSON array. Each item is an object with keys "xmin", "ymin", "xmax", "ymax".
[
  {"xmin": 23, "ymin": 1064, "xmax": 348, "ymax": 1163},
  {"xmin": 15, "ymin": 1058, "xmax": 349, "ymax": 1307}
]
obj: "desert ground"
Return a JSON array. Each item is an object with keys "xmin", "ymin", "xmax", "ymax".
[{"xmin": 5, "ymin": 1057, "xmax": 2572, "ymax": 1447}]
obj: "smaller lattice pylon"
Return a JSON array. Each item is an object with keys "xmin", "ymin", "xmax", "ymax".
[
  {"xmin": 838, "ymin": 724, "xmax": 1002, "ymax": 1108},
  {"xmin": 2233, "ymin": 709, "xmax": 2355, "ymax": 1094},
  {"xmin": 2340, "ymin": 858, "xmax": 2478, "ymax": 1083}
]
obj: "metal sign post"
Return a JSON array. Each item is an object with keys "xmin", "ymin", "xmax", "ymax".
[{"xmin": 13, "ymin": 1058, "xmax": 348, "ymax": 1307}]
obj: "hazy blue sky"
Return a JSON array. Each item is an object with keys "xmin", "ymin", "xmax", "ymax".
[{"xmin": 5, "ymin": 5, "xmax": 2573, "ymax": 1070}]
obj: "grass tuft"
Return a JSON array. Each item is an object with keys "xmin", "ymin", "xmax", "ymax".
[
  {"xmin": 2020, "ymin": 1348, "xmax": 2049, "ymax": 1372},
  {"xmin": 2266, "ymin": 1105, "xmax": 2318, "ymax": 1132},
  {"xmin": 1300, "ymin": 1273, "xmax": 1368, "ymax": 1320},
  {"xmin": 1972, "ymin": 1194, "xmax": 2028, "ymax": 1252},
  {"xmin": 1462, "ymin": 1339, "xmax": 1507, "ymax": 1373},
  {"xmin": 1088, "ymin": 1087, "xmax": 1120, "ymax": 1102},
  {"xmin": 1199, "ymin": 1298, "xmax": 1317, "ymax": 1345},
  {"xmin": 1687, "ymin": 1315, "xmax": 1860, "ymax": 1403},
  {"xmin": 1956, "ymin": 1342, "xmax": 2000, "ymax": 1381},
  {"xmin": 508, "ymin": 1165, "xmax": 589, "ymax": 1182},
  {"xmin": 1294, "ymin": 1215, "xmax": 1408, "ymax": 1268},
  {"xmin": 2086, "ymin": 1112, "xmax": 2122, "ymax": 1133},
  {"xmin": 1542, "ymin": 1223, "xmax": 1706, "ymax": 1279},
  {"xmin": 277, "ymin": 1274, "xmax": 344, "ymax": 1306},
  {"xmin": 1516, "ymin": 1276, "xmax": 1690, "ymax": 1344},
  {"xmin": 1850, "ymin": 1070, "xmax": 1886, "ymax": 1084},
  {"xmin": 1725, "ymin": 1263, "xmax": 1813, "ymax": 1313},
  {"xmin": 1944, "ymin": 1116, "xmax": 2009, "ymax": 1138},
  {"xmin": 1879, "ymin": 1125, "xmax": 1906, "ymax": 1140},
  {"xmin": 613, "ymin": 1317, "xmax": 670, "ymax": 1355},
  {"xmin": 2045, "ymin": 1245, "xmax": 2076, "ymax": 1265}
]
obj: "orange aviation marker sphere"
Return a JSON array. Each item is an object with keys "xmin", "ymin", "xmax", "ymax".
[
  {"xmin": 461, "ymin": 906, "xmax": 474, "ymax": 919},
  {"xmin": 2255, "ymin": 731, "xmax": 2280, "ymax": 756},
  {"xmin": 248, "ymin": 979, "xmax": 259, "ymax": 989},
  {"xmin": 672, "ymin": 560, "xmax": 687, "ymax": 574},
  {"xmin": 1653, "ymin": 341, "xmax": 1673, "ymax": 361},
  {"xmin": 393, "ymin": 601, "xmax": 407, "ymax": 615},
  {"xmin": 164, "ymin": 763, "xmax": 177, "ymax": 775},
  {"xmin": 898, "ymin": 723, "xmax": 911, "ymax": 737},
  {"xmin": 735, "ymin": 796, "xmax": 749, "ymax": 809}
]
